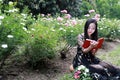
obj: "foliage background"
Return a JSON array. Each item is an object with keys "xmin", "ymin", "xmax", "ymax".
[
  {"xmin": 0, "ymin": 0, "xmax": 120, "ymax": 69},
  {"xmin": 1, "ymin": 0, "xmax": 120, "ymax": 19}
]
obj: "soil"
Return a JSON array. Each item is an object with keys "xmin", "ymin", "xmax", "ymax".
[{"xmin": 1, "ymin": 40, "xmax": 120, "ymax": 80}]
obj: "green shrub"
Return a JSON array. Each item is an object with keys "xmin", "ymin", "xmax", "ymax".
[
  {"xmin": 0, "ymin": 11, "xmax": 28, "ymax": 59},
  {"xmin": 25, "ymin": 23, "xmax": 59, "ymax": 65},
  {"xmin": 98, "ymin": 18, "xmax": 120, "ymax": 39},
  {"xmin": 0, "ymin": 1, "xmax": 34, "ymax": 68},
  {"xmin": 96, "ymin": 0, "xmax": 120, "ymax": 19}
]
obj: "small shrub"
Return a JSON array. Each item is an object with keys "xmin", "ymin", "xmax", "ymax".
[{"xmin": 25, "ymin": 23, "xmax": 59, "ymax": 66}]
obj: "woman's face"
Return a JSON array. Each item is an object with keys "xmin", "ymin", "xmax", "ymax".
[{"xmin": 87, "ymin": 23, "xmax": 96, "ymax": 37}]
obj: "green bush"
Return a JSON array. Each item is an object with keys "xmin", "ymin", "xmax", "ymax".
[
  {"xmin": 96, "ymin": 0, "xmax": 120, "ymax": 19},
  {"xmin": 25, "ymin": 23, "xmax": 59, "ymax": 65},
  {"xmin": 0, "ymin": 11, "xmax": 27, "ymax": 59},
  {"xmin": 0, "ymin": 1, "xmax": 35, "ymax": 68},
  {"xmin": 5, "ymin": 0, "xmax": 83, "ymax": 18},
  {"xmin": 98, "ymin": 18, "xmax": 120, "ymax": 39}
]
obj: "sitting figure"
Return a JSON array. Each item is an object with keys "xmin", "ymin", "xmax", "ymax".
[{"xmin": 70, "ymin": 18, "xmax": 120, "ymax": 80}]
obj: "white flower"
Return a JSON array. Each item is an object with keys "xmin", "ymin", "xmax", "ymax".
[
  {"xmin": 13, "ymin": 9, "xmax": 18, "ymax": 12},
  {"xmin": 0, "ymin": 16, "xmax": 4, "ymax": 20},
  {"xmin": 74, "ymin": 65, "xmax": 91, "ymax": 79},
  {"xmin": 21, "ymin": 13, "xmax": 27, "ymax": 18},
  {"xmin": 23, "ymin": 27, "xmax": 27, "ymax": 31},
  {"xmin": 78, "ymin": 65, "xmax": 85, "ymax": 70},
  {"xmin": 21, "ymin": 23, "xmax": 25, "ymax": 26},
  {"xmin": 71, "ymin": 30, "xmax": 73, "ymax": 32},
  {"xmin": 118, "ymin": 30, "xmax": 120, "ymax": 32},
  {"xmin": 31, "ymin": 28, "xmax": 35, "ymax": 31},
  {"xmin": 85, "ymin": 68, "xmax": 89, "ymax": 73},
  {"xmin": 59, "ymin": 27, "xmax": 64, "ymax": 30},
  {"xmin": 9, "ymin": 1, "xmax": 13, "ymax": 5},
  {"xmin": 27, "ymin": 31, "xmax": 31, "ymax": 33},
  {"xmin": 6, "ymin": 9, "xmax": 18, "ymax": 13},
  {"xmin": 99, "ymin": 27, "xmax": 103, "ymax": 30},
  {"xmin": 21, "ymin": 19, "xmax": 26, "ymax": 22},
  {"xmin": 63, "ymin": 29, "xmax": 66, "ymax": 32},
  {"xmin": 51, "ymin": 28, "xmax": 55, "ymax": 32},
  {"xmin": 83, "ymin": 72, "xmax": 87, "ymax": 76},
  {"xmin": 1, "ymin": 44, "xmax": 8, "ymax": 48},
  {"xmin": 7, "ymin": 35, "xmax": 14, "ymax": 38}
]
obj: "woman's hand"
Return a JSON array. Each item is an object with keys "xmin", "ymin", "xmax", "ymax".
[
  {"xmin": 90, "ymin": 40, "xmax": 98, "ymax": 55},
  {"xmin": 90, "ymin": 40, "xmax": 98, "ymax": 48},
  {"xmin": 82, "ymin": 39, "xmax": 98, "ymax": 53}
]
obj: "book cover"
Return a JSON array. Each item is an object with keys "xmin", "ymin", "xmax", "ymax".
[{"xmin": 82, "ymin": 38, "xmax": 104, "ymax": 50}]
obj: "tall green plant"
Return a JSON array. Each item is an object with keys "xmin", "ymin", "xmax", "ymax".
[{"xmin": 25, "ymin": 23, "xmax": 59, "ymax": 66}]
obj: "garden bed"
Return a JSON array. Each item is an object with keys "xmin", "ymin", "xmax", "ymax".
[{"xmin": 1, "ymin": 40, "xmax": 120, "ymax": 80}]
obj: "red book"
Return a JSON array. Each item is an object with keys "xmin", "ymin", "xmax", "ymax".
[{"xmin": 82, "ymin": 38, "xmax": 104, "ymax": 50}]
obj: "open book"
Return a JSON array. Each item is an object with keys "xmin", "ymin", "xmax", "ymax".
[{"xmin": 82, "ymin": 38, "xmax": 104, "ymax": 50}]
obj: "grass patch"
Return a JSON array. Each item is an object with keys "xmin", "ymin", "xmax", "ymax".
[{"xmin": 98, "ymin": 44, "xmax": 120, "ymax": 66}]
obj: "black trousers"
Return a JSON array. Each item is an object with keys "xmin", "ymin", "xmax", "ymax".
[{"xmin": 87, "ymin": 61, "xmax": 120, "ymax": 77}]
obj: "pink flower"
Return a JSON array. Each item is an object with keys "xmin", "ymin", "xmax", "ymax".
[
  {"xmin": 41, "ymin": 14, "xmax": 45, "ymax": 17},
  {"xmin": 61, "ymin": 9, "xmax": 67, "ymax": 14},
  {"xmin": 74, "ymin": 70, "xmax": 81, "ymax": 79},
  {"xmin": 64, "ymin": 14, "xmax": 71, "ymax": 19},
  {"xmin": 57, "ymin": 17, "xmax": 63, "ymax": 22},
  {"xmin": 71, "ymin": 20, "xmax": 77, "ymax": 26},
  {"xmin": 94, "ymin": 14, "xmax": 100, "ymax": 21},
  {"xmin": 47, "ymin": 14, "xmax": 51, "ymax": 16},
  {"xmin": 84, "ymin": 14, "xmax": 90, "ymax": 17},
  {"xmin": 64, "ymin": 23, "xmax": 69, "ymax": 27},
  {"xmin": 74, "ymin": 74, "xmax": 80, "ymax": 79},
  {"xmin": 89, "ymin": 9, "xmax": 95, "ymax": 13}
]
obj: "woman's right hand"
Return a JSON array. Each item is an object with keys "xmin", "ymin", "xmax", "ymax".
[
  {"xmin": 90, "ymin": 40, "xmax": 98, "ymax": 48},
  {"xmin": 82, "ymin": 39, "xmax": 98, "ymax": 53}
]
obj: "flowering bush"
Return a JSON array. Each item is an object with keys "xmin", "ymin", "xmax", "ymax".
[{"xmin": 73, "ymin": 65, "xmax": 92, "ymax": 80}]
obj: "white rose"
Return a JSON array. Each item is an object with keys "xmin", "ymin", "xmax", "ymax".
[{"xmin": 1, "ymin": 44, "xmax": 8, "ymax": 48}]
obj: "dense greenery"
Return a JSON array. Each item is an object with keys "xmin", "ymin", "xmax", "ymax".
[
  {"xmin": 96, "ymin": 0, "xmax": 120, "ymax": 19},
  {"xmin": 0, "ymin": 0, "xmax": 120, "ymax": 68},
  {"xmin": 2, "ymin": 0, "xmax": 83, "ymax": 17},
  {"xmin": 1, "ymin": 0, "xmax": 120, "ymax": 19}
]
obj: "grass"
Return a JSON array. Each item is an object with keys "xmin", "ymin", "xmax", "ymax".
[{"xmin": 98, "ymin": 44, "xmax": 120, "ymax": 66}]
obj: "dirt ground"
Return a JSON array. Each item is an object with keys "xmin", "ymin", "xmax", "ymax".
[{"xmin": 1, "ymin": 40, "xmax": 120, "ymax": 80}]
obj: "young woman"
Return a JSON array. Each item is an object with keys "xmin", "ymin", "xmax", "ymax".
[{"xmin": 70, "ymin": 19, "xmax": 120, "ymax": 80}]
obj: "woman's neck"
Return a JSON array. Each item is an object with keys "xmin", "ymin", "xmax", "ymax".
[{"xmin": 88, "ymin": 35, "xmax": 92, "ymax": 39}]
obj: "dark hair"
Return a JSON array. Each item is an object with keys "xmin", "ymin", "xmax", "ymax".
[{"xmin": 84, "ymin": 19, "xmax": 98, "ymax": 41}]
